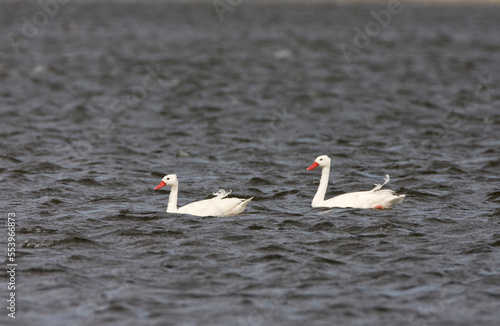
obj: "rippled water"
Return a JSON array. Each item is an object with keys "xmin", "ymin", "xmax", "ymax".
[{"xmin": 1, "ymin": 1, "xmax": 500, "ymax": 325}]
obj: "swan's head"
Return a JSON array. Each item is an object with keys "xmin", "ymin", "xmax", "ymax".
[
  {"xmin": 154, "ymin": 174, "xmax": 177, "ymax": 190},
  {"xmin": 307, "ymin": 155, "xmax": 331, "ymax": 170}
]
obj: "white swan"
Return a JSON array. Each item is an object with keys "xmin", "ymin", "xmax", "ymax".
[
  {"xmin": 154, "ymin": 174, "xmax": 252, "ymax": 217},
  {"xmin": 307, "ymin": 155, "xmax": 405, "ymax": 209}
]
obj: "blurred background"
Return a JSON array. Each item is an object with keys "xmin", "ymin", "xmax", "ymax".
[{"xmin": 1, "ymin": 0, "xmax": 499, "ymax": 325}]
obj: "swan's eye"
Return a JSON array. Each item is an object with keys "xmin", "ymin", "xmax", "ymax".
[{"xmin": 166, "ymin": 178, "xmax": 170, "ymax": 180}]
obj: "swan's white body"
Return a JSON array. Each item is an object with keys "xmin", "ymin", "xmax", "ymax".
[
  {"xmin": 307, "ymin": 155, "xmax": 405, "ymax": 209},
  {"xmin": 154, "ymin": 174, "xmax": 252, "ymax": 217}
]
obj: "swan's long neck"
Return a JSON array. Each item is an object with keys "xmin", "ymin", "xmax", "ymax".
[
  {"xmin": 167, "ymin": 181, "xmax": 179, "ymax": 213},
  {"xmin": 313, "ymin": 164, "xmax": 330, "ymax": 206}
]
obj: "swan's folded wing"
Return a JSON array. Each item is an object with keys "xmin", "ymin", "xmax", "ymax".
[
  {"xmin": 323, "ymin": 191, "xmax": 375, "ymax": 208},
  {"xmin": 177, "ymin": 198, "xmax": 217, "ymax": 216}
]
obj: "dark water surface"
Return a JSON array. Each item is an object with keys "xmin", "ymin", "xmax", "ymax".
[{"xmin": 1, "ymin": 0, "xmax": 500, "ymax": 325}]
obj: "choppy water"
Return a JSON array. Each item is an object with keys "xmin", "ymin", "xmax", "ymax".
[{"xmin": 1, "ymin": 1, "xmax": 500, "ymax": 325}]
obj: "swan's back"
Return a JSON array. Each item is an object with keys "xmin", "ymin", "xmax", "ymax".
[
  {"xmin": 178, "ymin": 196, "xmax": 252, "ymax": 217},
  {"xmin": 320, "ymin": 189, "xmax": 404, "ymax": 209}
]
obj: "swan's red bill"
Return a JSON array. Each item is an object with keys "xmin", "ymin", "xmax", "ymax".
[
  {"xmin": 154, "ymin": 181, "xmax": 166, "ymax": 190},
  {"xmin": 307, "ymin": 162, "xmax": 319, "ymax": 171}
]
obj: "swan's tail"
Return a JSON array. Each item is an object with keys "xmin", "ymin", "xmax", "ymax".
[
  {"xmin": 382, "ymin": 193, "xmax": 406, "ymax": 208},
  {"xmin": 227, "ymin": 197, "xmax": 253, "ymax": 216},
  {"xmin": 372, "ymin": 174, "xmax": 390, "ymax": 191},
  {"xmin": 213, "ymin": 189, "xmax": 232, "ymax": 198}
]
